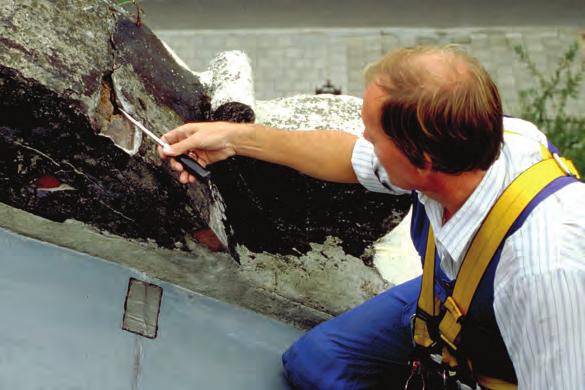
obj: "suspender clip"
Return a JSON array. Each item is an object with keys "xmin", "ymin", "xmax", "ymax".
[
  {"xmin": 439, "ymin": 296, "xmax": 464, "ymax": 351},
  {"xmin": 552, "ymin": 153, "xmax": 577, "ymax": 177}
]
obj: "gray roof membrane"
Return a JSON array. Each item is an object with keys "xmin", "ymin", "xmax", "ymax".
[{"xmin": 0, "ymin": 227, "xmax": 300, "ymax": 389}]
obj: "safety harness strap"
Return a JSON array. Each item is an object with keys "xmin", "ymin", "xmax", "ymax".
[
  {"xmin": 438, "ymin": 158, "xmax": 570, "ymax": 350},
  {"xmin": 477, "ymin": 375, "xmax": 521, "ymax": 390},
  {"xmin": 412, "ymin": 228, "xmax": 438, "ymax": 348},
  {"xmin": 413, "ymin": 154, "xmax": 579, "ymax": 389},
  {"xmin": 504, "ymin": 129, "xmax": 580, "ymax": 179}
]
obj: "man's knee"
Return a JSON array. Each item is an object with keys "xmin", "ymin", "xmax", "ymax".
[
  {"xmin": 281, "ymin": 278, "xmax": 421, "ymax": 389},
  {"xmin": 282, "ymin": 325, "xmax": 341, "ymax": 389},
  {"xmin": 281, "ymin": 325, "xmax": 409, "ymax": 390}
]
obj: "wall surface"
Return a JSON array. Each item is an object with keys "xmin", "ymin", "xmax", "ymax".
[
  {"xmin": 157, "ymin": 27, "xmax": 585, "ymax": 117},
  {"xmin": 0, "ymin": 227, "xmax": 299, "ymax": 389}
]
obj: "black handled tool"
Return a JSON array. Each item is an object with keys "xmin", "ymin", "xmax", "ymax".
[
  {"xmin": 119, "ymin": 109, "xmax": 211, "ymax": 181},
  {"xmin": 175, "ymin": 153, "xmax": 210, "ymax": 180}
]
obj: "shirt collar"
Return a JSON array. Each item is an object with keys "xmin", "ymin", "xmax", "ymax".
[{"xmin": 418, "ymin": 151, "xmax": 507, "ymax": 264}]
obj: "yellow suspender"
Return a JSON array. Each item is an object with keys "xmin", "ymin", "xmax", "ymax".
[
  {"xmin": 504, "ymin": 129, "xmax": 581, "ymax": 179},
  {"xmin": 414, "ymin": 156, "xmax": 577, "ymax": 389},
  {"xmin": 412, "ymin": 227, "xmax": 438, "ymax": 348}
]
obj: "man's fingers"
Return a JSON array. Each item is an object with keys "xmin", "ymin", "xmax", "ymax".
[
  {"xmin": 157, "ymin": 145, "xmax": 171, "ymax": 159},
  {"xmin": 159, "ymin": 122, "xmax": 229, "ymax": 185},
  {"xmin": 169, "ymin": 135, "xmax": 205, "ymax": 157},
  {"xmin": 179, "ymin": 170, "xmax": 191, "ymax": 184},
  {"xmin": 161, "ymin": 123, "xmax": 198, "ymax": 145},
  {"xmin": 167, "ymin": 158, "xmax": 195, "ymax": 184},
  {"xmin": 159, "ymin": 129, "xmax": 181, "ymax": 146},
  {"xmin": 169, "ymin": 158, "xmax": 184, "ymax": 172}
]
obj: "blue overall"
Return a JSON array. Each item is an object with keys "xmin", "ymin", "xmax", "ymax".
[{"xmin": 282, "ymin": 174, "xmax": 577, "ymax": 389}]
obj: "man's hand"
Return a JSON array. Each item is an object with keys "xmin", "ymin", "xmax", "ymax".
[{"xmin": 158, "ymin": 122, "xmax": 242, "ymax": 184}]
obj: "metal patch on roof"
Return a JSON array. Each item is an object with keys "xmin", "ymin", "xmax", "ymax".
[{"xmin": 122, "ymin": 278, "xmax": 163, "ymax": 339}]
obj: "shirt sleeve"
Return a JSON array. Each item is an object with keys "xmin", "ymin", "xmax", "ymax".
[{"xmin": 351, "ymin": 137, "xmax": 409, "ymax": 195}]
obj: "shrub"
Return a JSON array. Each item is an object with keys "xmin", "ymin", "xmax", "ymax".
[{"xmin": 514, "ymin": 41, "xmax": 585, "ymax": 174}]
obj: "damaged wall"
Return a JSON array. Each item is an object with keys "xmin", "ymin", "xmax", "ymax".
[
  {"xmin": 0, "ymin": 0, "xmax": 213, "ymax": 249},
  {"xmin": 0, "ymin": 0, "xmax": 414, "ymax": 323}
]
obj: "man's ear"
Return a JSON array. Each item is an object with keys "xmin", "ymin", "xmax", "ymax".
[
  {"xmin": 414, "ymin": 161, "xmax": 437, "ymax": 192},
  {"xmin": 416, "ymin": 166, "xmax": 434, "ymax": 185},
  {"xmin": 416, "ymin": 153, "xmax": 434, "ymax": 177}
]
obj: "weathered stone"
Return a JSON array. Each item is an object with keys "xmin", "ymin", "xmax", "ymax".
[
  {"xmin": 0, "ymin": 0, "xmax": 411, "ymax": 322},
  {"xmin": 196, "ymin": 50, "xmax": 256, "ymax": 111},
  {"xmin": 215, "ymin": 94, "xmax": 411, "ymax": 262},
  {"xmin": 226, "ymin": 94, "xmax": 411, "ymax": 312},
  {"xmin": 0, "ymin": 0, "xmax": 114, "ymax": 115},
  {"xmin": 0, "ymin": 1, "xmax": 213, "ymax": 249}
]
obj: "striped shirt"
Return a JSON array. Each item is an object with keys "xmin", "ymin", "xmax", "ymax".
[{"xmin": 351, "ymin": 116, "xmax": 585, "ymax": 389}]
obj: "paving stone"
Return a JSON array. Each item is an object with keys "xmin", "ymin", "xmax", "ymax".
[{"xmin": 156, "ymin": 27, "xmax": 584, "ymax": 114}]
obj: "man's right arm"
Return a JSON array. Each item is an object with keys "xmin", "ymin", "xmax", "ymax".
[{"xmin": 159, "ymin": 121, "xmax": 359, "ymax": 184}]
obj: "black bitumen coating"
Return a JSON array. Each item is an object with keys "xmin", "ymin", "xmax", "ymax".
[
  {"xmin": 0, "ymin": 5, "xmax": 410, "ymax": 263},
  {"xmin": 110, "ymin": 15, "xmax": 412, "ymax": 261},
  {"xmin": 0, "ymin": 66, "xmax": 206, "ymax": 248},
  {"xmin": 212, "ymin": 102, "xmax": 256, "ymax": 123},
  {"xmin": 113, "ymin": 18, "xmax": 211, "ymax": 123},
  {"xmin": 210, "ymin": 156, "xmax": 411, "ymax": 261}
]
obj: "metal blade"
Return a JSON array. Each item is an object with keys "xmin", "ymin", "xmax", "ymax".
[{"xmin": 119, "ymin": 108, "xmax": 170, "ymax": 149}]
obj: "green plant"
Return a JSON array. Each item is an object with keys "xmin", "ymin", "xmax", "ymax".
[{"xmin": 514, "ymin": 41, "xmax": 585, "ymax": 174}]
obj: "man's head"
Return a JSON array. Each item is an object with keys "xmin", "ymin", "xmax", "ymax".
[{"xmin": 363, "ymin": 46, "xmax": 503, "ymax": 174}]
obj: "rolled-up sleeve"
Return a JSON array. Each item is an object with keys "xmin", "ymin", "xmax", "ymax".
[{"xmin": 351, "ymin": 137, "xmax": 408, "ymax": 195}]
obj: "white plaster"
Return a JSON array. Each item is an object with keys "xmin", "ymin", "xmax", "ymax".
[
  {"xmin": 207, "ymin": 183, "xmax": 229, "ymax": 248},
  {"xmin": 196, "ymin": 70, "xmax": 214, "ymax": 93},
  {"xmin": 237, "ymin": 236, "xmax": 388, "ymax": 314},
  {"xmin": 98, "ymin": 130, "xmax": 142, "ymax": 156},
  {"xmin": 373, "ymin": 208, "xmax": 422, "ymax": 285},
  {"xmin": 255, "ymin": 94, "xmax": 364, "ymax": 135},
  {"xmin": 161, "ymin": 43, "xmax": 255, "ymax": 111},
  {"xmin": 205, "ymin": 51, "xmax": 256, "ymax": 111}
]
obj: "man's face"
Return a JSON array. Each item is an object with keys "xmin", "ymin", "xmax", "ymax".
[{"xmin": 361, "ymin": 82, "xmax": 424, "ymax": 190}]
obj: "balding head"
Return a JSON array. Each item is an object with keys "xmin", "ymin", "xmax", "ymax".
[{"xmin": 364, "ymin": 46, "xmax": 503, "ymax": 174}]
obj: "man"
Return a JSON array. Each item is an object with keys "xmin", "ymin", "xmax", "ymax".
[{"xmin": 159, "ymin": 46, "xmax": 585, "ymax": 389}]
